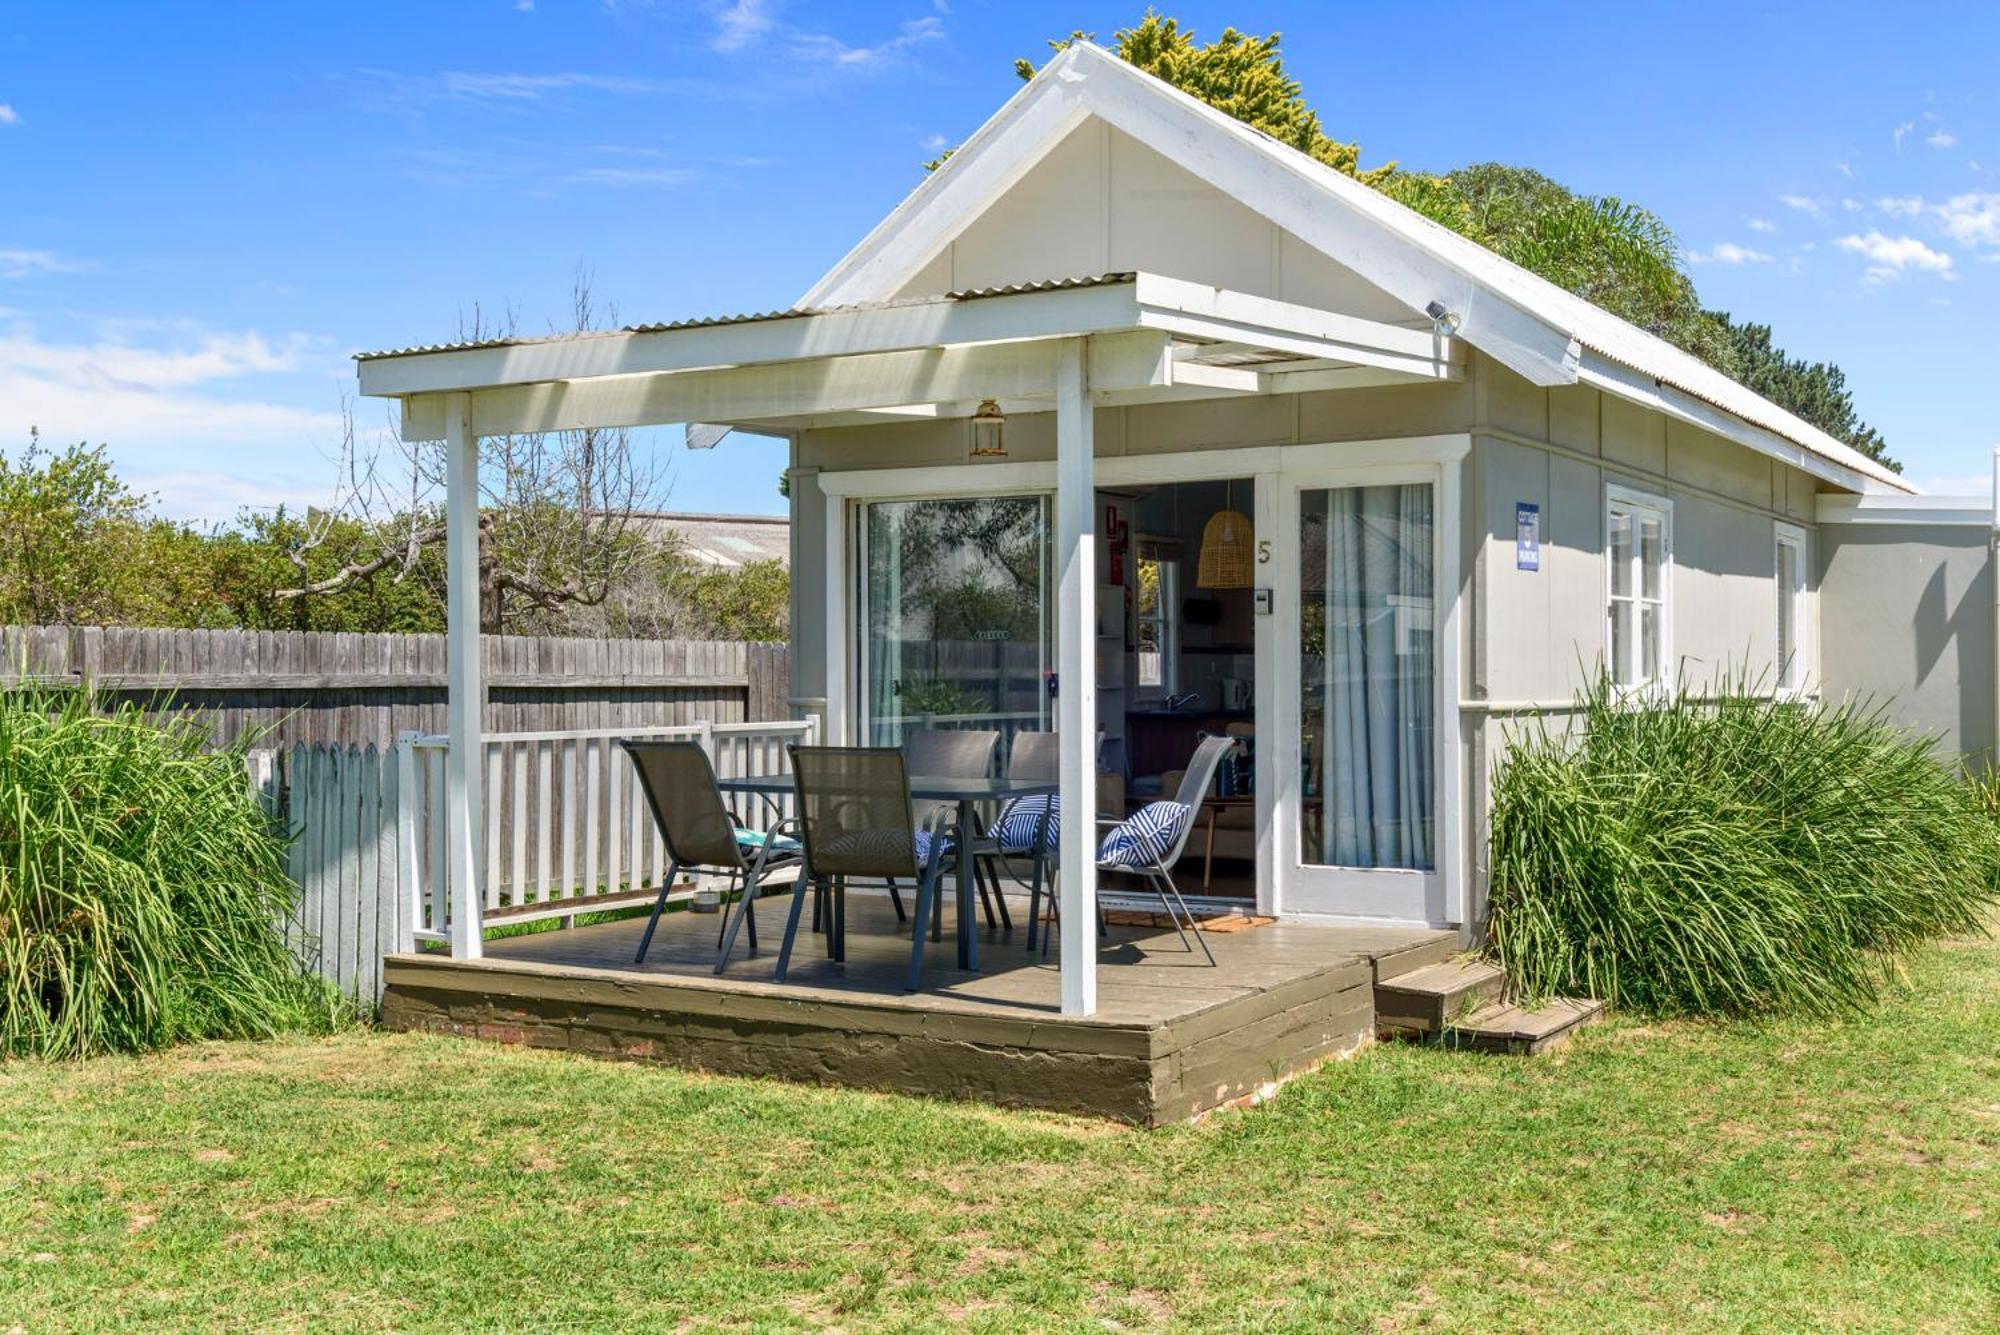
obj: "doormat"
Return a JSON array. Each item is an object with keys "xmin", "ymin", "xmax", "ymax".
[{"xmin": 1102, "ymin": 910, "xmax": 1275, "ymax": 933}]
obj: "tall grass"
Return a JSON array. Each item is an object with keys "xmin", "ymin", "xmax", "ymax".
[
  {"xmin": 0, "ymin": 685, "xmax": 340, "ymax": 1058},
  {"xmin": 1488, "ymin": 673, "xmax": 1999, "ymax": 1017}
]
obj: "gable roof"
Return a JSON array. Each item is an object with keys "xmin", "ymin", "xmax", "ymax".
[{"xmin": 803, "ymin": 42, "xmax": 1911, "ymax": 495}]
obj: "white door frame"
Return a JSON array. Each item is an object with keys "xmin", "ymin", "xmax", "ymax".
[
  {"xmin": 1268, "ymin": 441, "xmax": 1467, "ymax": 928},
  {"xmin": 818, "ymin": 433, "xmax": 1469, "ymax": 928}
]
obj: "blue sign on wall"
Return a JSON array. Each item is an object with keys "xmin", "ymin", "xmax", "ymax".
[{"xmin": 1516, "ymin": 502, "xmax": 1541, "ymax": 572}]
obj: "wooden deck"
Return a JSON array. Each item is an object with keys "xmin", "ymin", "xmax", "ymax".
[{"xmin": 381, "ymin": 891, "xmax": 1458, "ymax": 1125}]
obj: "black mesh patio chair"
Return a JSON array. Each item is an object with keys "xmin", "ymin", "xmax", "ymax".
[
  {"xmin": 1091, "ymin": 733, "xmax": 1236, "ymax": 966},
  {"xmin": 620, "ymin": 739, "xmax": 801, "ymax": 975},
  {"xmin": 898, "ymin": 727, "xmax": 1008, "ymax": 933},
  {"xmin": 777, "ymin": 745, "xmax": 956, "ymax": 992}
]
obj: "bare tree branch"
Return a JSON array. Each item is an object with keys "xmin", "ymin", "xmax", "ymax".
[{"xmin": 277, "ymin": 271, "xmax": 671, "ymax": 633}]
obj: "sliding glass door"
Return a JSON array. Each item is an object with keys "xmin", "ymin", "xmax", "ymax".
[{"xmin": 859, "ymin": 495, "xmax": 1052, "ymax": 753}]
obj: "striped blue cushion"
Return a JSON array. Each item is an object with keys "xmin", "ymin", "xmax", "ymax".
[
  {"xmin": 914, "ymin": 828, "xmax": 956, "ymax": 869},
  {"xmin": 992, "ymin": 794, "xmax": 1059, "ymax": 854},
  {"xmin": 1097, "ymin": 801, "xmax": 1192, "ymax": 869}
]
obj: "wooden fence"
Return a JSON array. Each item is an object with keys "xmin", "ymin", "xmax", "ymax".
[
  {"xmin": 1, "ymin": 625, "xmax": 790, "ymax": 748},
  {"xmin": 253, "ymin": 744, "xmax": 407, "ymax": 1005}
]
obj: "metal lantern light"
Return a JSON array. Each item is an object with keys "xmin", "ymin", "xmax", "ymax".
[
  {"xmin": 1196, "ymin": 479, "xmax": 1254, "ymax": 588},
  {"xmin": 968, "ymin": 398, "xmax": 1007, "ymax": 458}
]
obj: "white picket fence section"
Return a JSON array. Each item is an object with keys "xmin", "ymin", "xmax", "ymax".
[{"xmin": 261, "ymin": 718, "xmax": 816, "ymax": 1004}]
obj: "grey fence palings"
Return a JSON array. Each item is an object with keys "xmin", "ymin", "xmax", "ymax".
[{"xmin": 1, "ymin": 625, "xmax": 791, "ymax": 747}]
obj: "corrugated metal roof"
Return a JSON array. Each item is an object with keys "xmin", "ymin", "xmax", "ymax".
[
  {"xmin": 354, "ymin": 273, "xmax": 1137, "ymax": 362},
  {"xmin": 627, "ymin": 511, "xmax": 790, "ymax": 567},
  {"xmin": 800, "ymin": 41, "xmax": 1909, "ymax": 493},
  {"xmin": 1108, "ymin": 54, "xmax": 1908, "ymax": 490}
]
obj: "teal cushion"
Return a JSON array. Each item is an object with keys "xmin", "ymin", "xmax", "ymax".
[{"xmin": 733, "ymin": 827, "xmax": 800, "ymax": 852}]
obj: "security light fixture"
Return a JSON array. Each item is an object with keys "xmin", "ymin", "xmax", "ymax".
[{"xmin": 1425, "ymin": 301, "xmax": 1462, "ymax": 337}]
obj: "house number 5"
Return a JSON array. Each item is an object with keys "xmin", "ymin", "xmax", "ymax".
[{"xmin": 1257, "ymin": 540, "xmax": 1272, "ymax": 564}]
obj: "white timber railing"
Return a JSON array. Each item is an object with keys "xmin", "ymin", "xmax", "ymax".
[{"xmin": 396, "ymin": 718, "xmax": 818, "ymax": 950}]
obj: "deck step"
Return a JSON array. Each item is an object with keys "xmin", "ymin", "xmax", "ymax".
[
  {"xmin": 1373, "ymin": 959, "xmax": 1506, "ymax": 1036},
  {"xmin": 1369, "ymin": 931, "xmax": 1463, "ymax": 984},
  {"xmin": 1437, "ymin": 996, "xmax": 1605, "ymax": 1055}
]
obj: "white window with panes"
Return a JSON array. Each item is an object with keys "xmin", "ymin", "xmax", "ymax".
[
  {"xmin": 1605, "ymin": 485, "xmax": 1673, "ymax": 689},
  {"xmin": 1774, "ymin": 522, "xmax": 1808, "ymax": 695}
]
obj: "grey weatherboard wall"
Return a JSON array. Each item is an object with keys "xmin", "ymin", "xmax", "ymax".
[{"xmin": 1820, "ymin": 520, "xmax": 1996, "ymax": 766}]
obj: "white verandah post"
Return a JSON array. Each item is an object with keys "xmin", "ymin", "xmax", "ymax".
[
  {"xmin": 1055, "ymin": 338, "xmax": 1098, "ymax": 1016},
  {"xmin": 444, "ymin": 392, "xmax": 485, "ymax": 960}
]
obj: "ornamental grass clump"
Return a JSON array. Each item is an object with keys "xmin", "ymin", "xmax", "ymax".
[
  {"xmin": 1488, "ymin": 673, "xmax": 1999, "ymax": 1017},
  {"xmin": 0, "ymin": 685, "xmax": 340, "ymax": 1058}
]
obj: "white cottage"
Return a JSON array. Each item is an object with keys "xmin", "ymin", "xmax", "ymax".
[{"xmin": 356, "ymin": 44, "xmax": 1931, "ymax": 1119}]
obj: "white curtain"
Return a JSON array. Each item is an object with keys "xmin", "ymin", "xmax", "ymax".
[{"xmin": 1322, "ymin": 484, "xmax": 1434, "ymax": 870}]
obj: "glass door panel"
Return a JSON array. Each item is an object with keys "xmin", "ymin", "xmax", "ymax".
[
  {"xmin": 861, "ymin": 495, "xmax": 1051, "ymax": 757},
  {"xmin": 1299, "ymin": 483, "xmax": 1436, "ymax": 872}
]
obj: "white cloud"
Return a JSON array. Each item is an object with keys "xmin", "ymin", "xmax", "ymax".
[
  {"xmin": 790, "ymin": 15, "xmax": 944, "ymax": 69},
  {"xmin": 919, "ymin": 131, "xmax": 949, "ymax": 153},
  {"xmin": 1910, "ymin": 472, "xmax": 1995, "ymax": 499},
  {"xmin": 1934, "ymin": 192, "xmax": 2000, "ymax": 247},
  {"xmin": 430, "ymin": 71, "xmax": 661, "ymax": 100},
  {"xmin": 1778, "ymin": 193, "xmax": 1825, "ymax": 218},
  {"xmin": 712, "ymin": 0, "xmax": 773, "ymax": 53},
  {"xmin": 708, "ymin": 5, "xmax": 946, "ymax": 72},
  {"xmin": 1893, "ymin": 119, "xmax": 1916, "ymax": 152},
  {"xmin": 1850, "ymin": 191, "xmax": 2000, "ymax": 250},
  {"xmin": 2, "ymin": 324, "xmax": 315, "ymax": 388},
  {"xmin": 348, "ymin": 68, "xmax": 689, "ymax": 111},
  {"xmin": 0, "ymin": 104, "xmax": 18, "ymax": 126},
  {"xmin": 514, "ymin": 0, "xmax": 534, "ymax": 10},
  {"xmin": 399, "ymin": 141, "xmax": 725, "ymax": 192},
  {"xmin": 1836, "ymin": 160, "xmax": 1856, "ymax": 180},
  {"xmin": 128, "ymin": 470, "xmax": 337, "ymax": 525},
  {"xmin": 0, "ymin": 248, "xmax": 89, "ymax": 279},
  {"xmin": 0, "ymin": 320, "xmax": 345, "ymax": 504},
  {"xmin": 1929, "ymin": 130, "xmax": 1958, "ymax": 149},
  {"xmin": 1834, "ymin": 230, "xmax": 1955, "ymax": 280},
  {"xmin": 1686, "ymin": 242, "xmax": 1773, "ymax": 266},
  {"xmin": 562, "ymin": 164, "xmax": 699, "ymax": 187},
  {"xmin": 1746, "ymin": 217, "xmax": 1776, "ymax": 233}
]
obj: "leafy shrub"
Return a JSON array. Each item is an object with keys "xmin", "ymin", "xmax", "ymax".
[
  {"xmin": 0, "ymin": 686, "xmax": 341, "ymax": 1058},
  {"xmin": 1488, "ymin": 675, "xmax": 1998, "ymax": 1017}
]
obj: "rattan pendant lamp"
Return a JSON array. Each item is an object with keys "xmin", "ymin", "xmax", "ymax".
[{"xmin": 1196, "ymin": 480, "xmax": 1253, "ymax": 589}]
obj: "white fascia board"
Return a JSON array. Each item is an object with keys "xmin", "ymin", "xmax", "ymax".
[
  {"xmin": 1575, "ymin": 353, "xmax": 1900, "ymax": 498},
  {"xmin": 360, "ymin": 277, "xmax": 1144, "ymax": 399},
  {"xmin": 1135, "ymin": 274, "xmax": 1461, "ymax": 381},
  {"xmin": 398, "ymin": 329, "xmax": 1173, "ymax": 441},
  {"xmin": 801, "ymin": 56, "xmax": 1095, "ymax": 310},
  {"xmin": 802, "ymin": 43, "xmax": 1579, "ymax": 390},
  {"xmin": 1065, "ymin": 47, "xmax": 1578, "ymax": 388},
  {"xmin": 1816, "ymin": 494, "xmax": 1992, "ymax": 526}
]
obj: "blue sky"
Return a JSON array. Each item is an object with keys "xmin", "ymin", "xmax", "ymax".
[{"xmin": 3, "ymin": 1, "xmax": 1998, "ymax": 522}]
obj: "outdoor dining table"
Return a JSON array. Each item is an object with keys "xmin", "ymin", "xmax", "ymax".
[{"xmin": 717, "ymin": 772, "xmax": 1060, "ymax": 973}]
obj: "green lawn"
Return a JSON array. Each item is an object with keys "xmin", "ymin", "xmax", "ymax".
[{"xmin": 3, "ymin": 935, "xmax": 1997, "ymax": 1332}]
